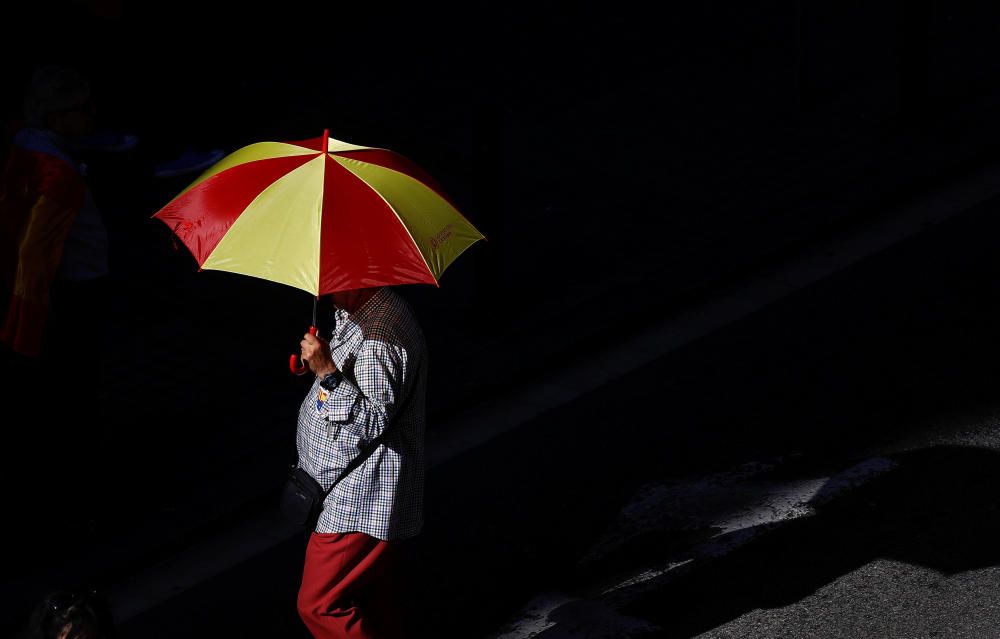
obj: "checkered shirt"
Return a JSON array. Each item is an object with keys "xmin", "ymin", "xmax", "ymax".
[{"xmin": 295, "ymin": 287, "xmax": 427, "ymax": 541}]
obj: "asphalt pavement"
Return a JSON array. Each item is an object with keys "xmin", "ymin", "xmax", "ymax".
[{"xmin": 483, "ymin": 179, "xmax": 1000, "ymax": 636}]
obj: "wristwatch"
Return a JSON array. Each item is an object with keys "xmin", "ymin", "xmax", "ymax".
[{"xmin": 319, "ymin": 371, "xmax": 343, "ymax": 391}]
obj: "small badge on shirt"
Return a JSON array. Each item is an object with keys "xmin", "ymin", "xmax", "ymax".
[{"xmin": 316, "ymin": 386, "xmax": 329, "ymax": 412}]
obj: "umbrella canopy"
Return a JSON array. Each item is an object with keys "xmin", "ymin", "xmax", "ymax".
[{"xmin": 152, "ymin": 130, "xmax": 484, "ymax": 295}]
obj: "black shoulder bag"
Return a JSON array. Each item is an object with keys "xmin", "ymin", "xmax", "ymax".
[
  {"xmin": 281, "ymin": 372, "xmax": 412, "ymax": 531},
  {"xmin": 280, "ymin": 441, "xmax": 381, "ymax": 531}
]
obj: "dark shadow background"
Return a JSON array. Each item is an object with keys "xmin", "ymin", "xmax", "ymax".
[
  {"xmin": 6, "ymin": 2, "xmax": 1000, "ymax": 417},
  {"xmin": 5, "ymin": 0, "xmax": 1000, "ymax": 636}
]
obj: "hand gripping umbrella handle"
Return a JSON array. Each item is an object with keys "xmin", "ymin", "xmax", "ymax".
[{"xmin": 289, "ymin": 326, "xmax": 318, "ymax": 375}]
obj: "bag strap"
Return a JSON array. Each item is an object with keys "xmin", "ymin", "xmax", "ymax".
[
  {"xmin": 320, "ymin": 433, "xmax": 383, "ymax": 497},
  {"xmin": 319, "ymin": 375, "xmax": 416, "ymax": 498}
]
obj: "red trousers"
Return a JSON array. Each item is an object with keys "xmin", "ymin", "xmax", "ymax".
[{"xmin": 297, "ymin": 531, "xmax": 405, "ymax": 638}]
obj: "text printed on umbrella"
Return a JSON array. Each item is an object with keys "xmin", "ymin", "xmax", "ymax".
[{"xmin": 430, "ymin": 224, "xmax": 454, "ymax": 250}]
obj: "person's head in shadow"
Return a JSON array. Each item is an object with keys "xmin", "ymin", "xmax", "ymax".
[
  {"xmin": 22, "ymin": 65, "xmax": 97, "ymax": 141},
  {"xmin": 22, "ymin": 588, "xmax": 116, "ymax": 639}
]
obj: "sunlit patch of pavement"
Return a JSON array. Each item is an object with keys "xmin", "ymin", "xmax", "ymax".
[
  {"xmin": 489, "ymin": 456, "xmax": 898, "ymax": 637},
  {"xmin": 695, "ymin": 560, "xmax": 1000, "ymax": 639}
]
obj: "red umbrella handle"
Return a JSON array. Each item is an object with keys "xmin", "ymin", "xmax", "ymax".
[{"xmin": 289, "ymin": 326, "xmax": 318, "ymax": 375}]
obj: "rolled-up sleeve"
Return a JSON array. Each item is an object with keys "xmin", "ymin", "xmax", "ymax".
[{"xmin": 321, "ymin": 339, "xmax": 407, "ymax": 443}]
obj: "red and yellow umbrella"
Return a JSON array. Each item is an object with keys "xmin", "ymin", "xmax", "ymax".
[{"xmin": 152, "ymin": 129, "xmax": 484, "ymax": 295}]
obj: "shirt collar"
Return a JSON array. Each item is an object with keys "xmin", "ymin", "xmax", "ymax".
[{"xmin": 333, "ymin": 287, "xmax": 390, "ymax": 338}]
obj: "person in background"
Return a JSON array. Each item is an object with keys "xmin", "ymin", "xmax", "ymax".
[
  {"xmin": 0, "ymin": 65, "xmax": 112, "ymax": 531},
  {"xmin": 1, "ymin": 64, "xmax": 110, "ymax": 358}
]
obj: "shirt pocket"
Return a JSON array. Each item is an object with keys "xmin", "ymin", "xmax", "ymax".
[
  {"xmin": 322, "ymin": 381, "xmax": 358, "ymax": 424},
  {"xmin": 323, "ymin": 395, "xmax": 353, "ymax": 424}
]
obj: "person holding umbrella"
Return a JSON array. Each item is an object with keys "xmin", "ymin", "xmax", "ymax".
[
  {"xmin": 295, "ymin": 285, "xmax": 427, "ymax": 638},
  {"xmin": 152, "ymin": 130, "xmax": 484, "ymax": 638}
]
